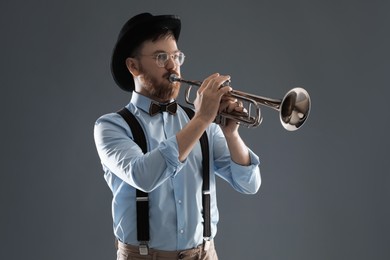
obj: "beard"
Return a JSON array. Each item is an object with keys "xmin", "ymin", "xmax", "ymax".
[{"xmin": 139, "ymin": 64, "xmax": 180, "ymax": 102}]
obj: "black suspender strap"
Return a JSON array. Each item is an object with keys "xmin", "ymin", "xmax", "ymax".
[
  {"xmin": 117, "ymin": 108, "xmax": 149, "ymax": 254},
  {"xmin": 117, "ymin": 105, "xmax": 211, "ymax": 249},
  {"xmin": 179, "ymin": 105, "xmax": 211, "ymax": 239}
]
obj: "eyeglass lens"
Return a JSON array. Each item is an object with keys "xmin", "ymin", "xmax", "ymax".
[{"xmin": 156, "ymin": 52, "xmax": 185, "ymax": 67}]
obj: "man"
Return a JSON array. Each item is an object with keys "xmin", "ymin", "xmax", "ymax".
[{"xmin": 94, "ymin": 13, "xmax": 261, "ymax": 260}]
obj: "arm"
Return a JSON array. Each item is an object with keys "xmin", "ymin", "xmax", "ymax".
[
  {"xmin": 224, "ymin": 131, "xmax": 251, "ymax": 166},
  {"xmin": 212, "ymin": 123, "xmax": 261, "ymax": 194},
  {"xmin": 94, "ymin": 114, "xmax": 183, "ymax": 192},
  {"xmin": 212, "ymin": 87, "xmax": 261, "ymax": 193},
  {"xmin": 177, "ymin": 73, "xmax": 261, "ymax": 194},
  {"xmin": 218, "ymin": 96, "xmax": 252, "ymax": 165},
  {"xmin": 176, "ymin": 73, "xmax": 232, "ymax": 162}
]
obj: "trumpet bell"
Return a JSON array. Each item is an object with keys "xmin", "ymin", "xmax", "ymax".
[{"xmin": 280, "ymin": 88, "xmax": 311, "ymax": 131}]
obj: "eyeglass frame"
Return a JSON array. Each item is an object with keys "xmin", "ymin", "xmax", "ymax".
[{"xmin": 137, "ymin": 51, "xmax": 185, "ymax": 68}]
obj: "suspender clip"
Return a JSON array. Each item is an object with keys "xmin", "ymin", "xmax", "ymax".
[
  {"xmin": 203, "ymin": 239, "xmax": 211, "ymax": 251},
  {"xmin": 139, "ymin": 241, "xmax": 149, "ymax": 255}
]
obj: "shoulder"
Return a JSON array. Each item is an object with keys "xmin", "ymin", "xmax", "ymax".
[
  {"xmin": 95, "ymin": 103, "xmax": 139, "ymax": 127},
  {"xmin": 95, "ymin": 111, "xmax": 125, "ymax": 128},
  {"xmin": 94, "ymin": 108, "xmax": 135, "ymax": 140}
]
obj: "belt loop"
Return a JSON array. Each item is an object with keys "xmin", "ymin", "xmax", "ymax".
[{"xmin": 139, "ymin": 241, "xmax": 149, "ymax": 255}]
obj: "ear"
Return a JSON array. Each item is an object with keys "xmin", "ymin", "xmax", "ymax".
[{"xmin": 125, "ymin": 57, "xmax": 141, "ymax": 77}]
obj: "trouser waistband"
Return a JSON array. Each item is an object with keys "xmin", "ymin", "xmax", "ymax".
[{"xmin": 116, "ymin": 240, "xmax": 214, "ymax": 259}]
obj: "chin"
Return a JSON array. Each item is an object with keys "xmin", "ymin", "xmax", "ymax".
[
  {"xmin": 163, "ymin": 88, "xmax": 179, "ymax": 101},
  {"xmin": 154, "ymin": 83, "xmax": 179, "ymax": 102}
]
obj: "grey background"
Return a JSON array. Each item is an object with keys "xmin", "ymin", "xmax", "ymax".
[{"xmin": 1, "ymin": 0, "xmax": 389, "ymax": 259}]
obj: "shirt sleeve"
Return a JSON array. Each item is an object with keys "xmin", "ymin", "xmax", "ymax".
[
  {"xmin": 211, "ymin": 125, "xmax": 261, "ymax": 194},
  {"xmin": 93, "ymin": 113, "xmax": 184, "ymax": 192}
]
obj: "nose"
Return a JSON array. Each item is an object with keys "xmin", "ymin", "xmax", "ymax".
[{"xmin": 165, "ymin": 55, "xmax": 177, "ymax": 70}]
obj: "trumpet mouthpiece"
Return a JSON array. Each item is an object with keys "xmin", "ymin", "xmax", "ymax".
[{"xmin": 169, "ymin": 74, "xmax": 180, "ymax": 83}]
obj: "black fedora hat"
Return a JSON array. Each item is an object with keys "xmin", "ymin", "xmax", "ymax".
[{"xmin": 111, "ymin": 13, "xmax": 181, "ymax": 92}]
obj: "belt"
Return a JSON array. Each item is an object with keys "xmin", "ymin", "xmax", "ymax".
[{"xmin": 117, "ymin": 240, "xmax": 213, "ymax": 259}]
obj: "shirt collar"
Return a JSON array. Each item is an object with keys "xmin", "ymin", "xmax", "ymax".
[{"xmin": 130, "ymin": 91, "xmax": 175, "ymax": 114}]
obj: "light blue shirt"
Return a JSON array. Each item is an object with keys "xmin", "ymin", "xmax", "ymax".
[{"xmin": 94, "ymin": 92, "xmax": 261, "ymax": 251}]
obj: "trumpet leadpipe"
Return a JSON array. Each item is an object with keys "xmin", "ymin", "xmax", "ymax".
[{"xmin": 169, "ymin": 74, "xmax": 231, "ymax": 87}]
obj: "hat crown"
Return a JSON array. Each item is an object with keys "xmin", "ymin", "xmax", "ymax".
[{"xmin": 118, "ymin": 13, "xmax": 153, "ymax": 40}]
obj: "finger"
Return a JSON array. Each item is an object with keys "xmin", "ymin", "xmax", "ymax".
[
  {"xmin": 217, "ymin": 85, "xmax": 232, "ymax": 97},
  {"xmin": 198, "ymin": 73, "xmax": 219, "ymax": 94},
  {"xmin": 212, "ymin": 75, "xmax": 231, "ymax": 91},
  {"xmin": 218, "ymin": 100, "xmax": 231, "ymax": 113},
  {"xmin": 219, "ymin": 99, "xmax": 238, "ymax": 113},
  {"xmin": 234, "ymin": 105, "xmax": 247, "ymax": 113},
  {"xmin": 221, "ymin": 95, "xmax": 236, "ymax": 102},
  {"xmin": 226, "ymin": 100, "xmax": 240, "ymax": 113}
]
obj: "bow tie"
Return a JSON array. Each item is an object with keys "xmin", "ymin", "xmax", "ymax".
[{"xmin": 149, "ymin": 101, "xmax": 177, "ymax": 116}]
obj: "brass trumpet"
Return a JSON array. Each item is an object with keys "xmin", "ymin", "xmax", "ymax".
[{"xmin": 169, "ymin": 74, "xmax": 311, "ymax": 131}]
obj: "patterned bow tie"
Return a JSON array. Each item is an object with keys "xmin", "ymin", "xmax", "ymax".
[{"xmin": 149, "ymin": 101, "xmax": 177, "ymax": 116}]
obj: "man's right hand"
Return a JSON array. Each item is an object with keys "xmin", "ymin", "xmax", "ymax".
[{"xmin": 193, "ymin": 73, "xmax": 232, "ymax": 125}]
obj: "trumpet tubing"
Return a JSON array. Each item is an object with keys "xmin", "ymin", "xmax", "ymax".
[{"xmin": 169, "ymin": 74, "xmax": 311, "ymax": 130}]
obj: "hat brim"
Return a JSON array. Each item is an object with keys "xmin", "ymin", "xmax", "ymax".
[{"xmin": 111, "ymin": 14, "xmax": 181, "ymax": 92}]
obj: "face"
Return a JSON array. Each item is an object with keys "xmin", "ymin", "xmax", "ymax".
[{"xmin": 128, "ymin": 36, "xmax": 182, "ymax": 102}]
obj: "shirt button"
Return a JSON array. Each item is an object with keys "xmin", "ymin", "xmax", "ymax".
[
  {"xmin": 178, "ymin": 200, "xmax": 182, "ymax": 204},
  {"xmin": 180, "ymin": 229, "xmax": 184, "ymax": 234}
]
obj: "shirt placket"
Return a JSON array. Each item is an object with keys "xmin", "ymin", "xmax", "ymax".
[{"xmin": 162, "ymin": 112, "xmax": 187, "ymax": 249}]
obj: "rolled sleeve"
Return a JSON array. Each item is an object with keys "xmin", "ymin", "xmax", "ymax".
[
  {"xmin": 230, "ymin": 148, "xmax": 261, "ymax": 194},
  {"xmin": 158, "ymin": 135, "xmax": 185, "ymax": 177},
  {"xmin": 94, "ymin": 114, "xmax": 184, "ymax": 192},
  {"xmin": 211, "ymin": 124, "xmax": 261, "ymax": 195}
]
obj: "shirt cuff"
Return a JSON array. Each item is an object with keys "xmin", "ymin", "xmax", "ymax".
[
  {"xmin": 230, "ymin": 148, "xmax": 260, "ymax": 176},
  {"xmin": 232, "ymin": 147, "xmax": 259, "ymax": 166},
  {"xmin": 158, "ymin": 135, "xmax": 185, "ymax": 177},
  {"xmin": 229, "ymin": 148, "xmax": 261, "ymax": 194}
]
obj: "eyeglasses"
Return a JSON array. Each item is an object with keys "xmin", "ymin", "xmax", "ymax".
[{"xmin": 140, "ymin": 51, "xmax": 185, "ymax": 67}]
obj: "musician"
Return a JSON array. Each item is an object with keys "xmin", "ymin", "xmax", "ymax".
[{"xmin": 94, "ymin": 13, "xmax": 261, "ymax": 260}]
